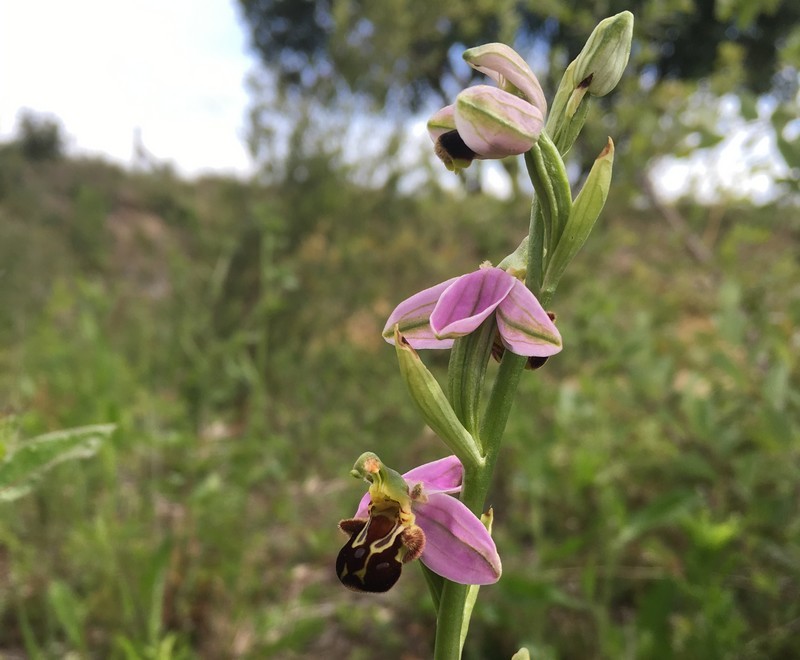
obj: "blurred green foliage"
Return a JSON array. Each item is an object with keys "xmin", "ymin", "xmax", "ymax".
[
  {"xmin": 0, "ymin": 127, "xmax": 799, "ymax": 660},
  {"xmin": 0, "ymin": 424, "xmax": 114, "ymax": 502},
  {"xmin": 15, "ymin": 111, "xmax": 65, "ymax": 162}
]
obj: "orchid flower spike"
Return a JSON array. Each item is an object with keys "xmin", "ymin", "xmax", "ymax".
[
  {"xmin": 428, "ymin": 43, "xmax": 546, "ymax": 172},
  {"xmin": 382, "ymin": 264, "xmax": 562, "ymax": 357},
  {"xmin": 336, "ymin": 453, "xmax": 501, "ymax": 592}
]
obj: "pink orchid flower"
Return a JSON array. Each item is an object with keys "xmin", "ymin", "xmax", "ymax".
[
  {"xmin": 337, "ymin": 454, "xmax": 501, "ymax": 592},
  {"xmin": 382, "ymin": 265, "xmax": 562, "ymax": 357},
  {"xmin": 428, "ymin": 43, "xmax": 547, "ymax": 171}
]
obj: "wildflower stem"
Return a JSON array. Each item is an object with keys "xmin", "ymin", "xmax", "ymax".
[
  {"xmin": 524, "ymin": 134, "xmax": 573, "ymax": 264},
  {"xmin": 428, "ymin": 18, "xmax": 627, "ymax": 656},
  {"xmin": 527, "ymin": 198, "xmax": 545, "ymax": 294},
  {"xmin": 447, "ymin": 317, "xmax": 497, "ymax": 443},
  {"xmin": 433, "ymin": 349, "xmax": 526, "ymax": 659},
  {"xmin": 434, "ymin": 171, "xmax": 560, "ymax": 657}
]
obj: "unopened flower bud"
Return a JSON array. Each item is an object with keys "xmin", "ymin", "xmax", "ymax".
[{"xmin": 573, "ymin": 11, "xmax": 633, "ymax": 97}]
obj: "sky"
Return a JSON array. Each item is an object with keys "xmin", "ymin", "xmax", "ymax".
[
  {"xmin": 0, "ymin": 0, "xmax": 255, "ymax": 178},
  {"xmin": 0, "ymin": 3, "xmax": 790, "ymax": 200}
]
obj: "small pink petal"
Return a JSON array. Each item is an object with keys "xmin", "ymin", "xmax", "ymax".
[
  {"xmin": 496, "ymin": 280, "xmax": 562, "ymax": 356},
  {"xmin": 383, "ymin": 278, "xmax": 459, "ymax": 349},
  {"xmin": 354, "ymin": 491, "xmax": 371, "ymax": 519},
  {"xmin": 427, "ymin": 104, "xmax": 456, "ymax": 142},
  {"xmin": 431, "ymin": 268, "xmax": 514, "ymax": 338},
  {"xmin": 463, "ymin": 43, "xmax": 548, "ymax": 115},
  {"xmin": 404, "ymin": 455, "xmax": 463, "ymax": 495},
  {"xmin": 415, "ymin": 493, "xmax": 501, "ymax": 585}
]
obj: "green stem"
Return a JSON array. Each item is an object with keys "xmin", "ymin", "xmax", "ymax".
[
  {"xmin": 447, "ymin": 317, "xmax": 497, "ymax": 444},
  {"xmin": 433, "ymin": 351, "xmax": 526, "ymax": 660},
  {"xmin": 433, "ymin": 580, "xmax": 470, "ymax": 659},
  {"xmin": 433, "ymin": 138, "xmax": 564, "ymax": 657}
]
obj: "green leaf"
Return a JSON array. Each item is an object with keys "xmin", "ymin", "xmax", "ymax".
[
  {"xmin": 613, "ymin": 491, "xmax": 698, "ymax": 551},
  {"xmin": 0, "ymin": 424, "xmax": 115, "ymax": 502},
  {"xmin": 542, "ymin": 138, "xmax": 614, "ymax": 294},
  {"xmin": 419, "ymin": 562, "xmax": 444, "ymax": 612},
  {"xmin": 48, "ymin": 580, "xmax": 87, "ymax": 651}
]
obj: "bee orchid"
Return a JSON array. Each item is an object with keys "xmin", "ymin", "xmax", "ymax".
[
  {"xmin": 428, "ymin": 43, "xmax": 547, "ymax": 171},
  {"xmin": 336, "ymin": 453, "xmax": 501, "ymax": 592},
  {"xmin": 382, "ymin": 264, "xmax": 562, "ymax": 358}
]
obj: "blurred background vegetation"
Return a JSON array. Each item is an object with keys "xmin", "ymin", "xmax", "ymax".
[{"xmin": 1, "ymin": 0, "xmax": 799, "ymax": 657}]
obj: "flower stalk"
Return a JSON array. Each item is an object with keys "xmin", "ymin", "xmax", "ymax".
[{"xmin": 336, "ymin": 13, "xmax": 632, "ymax": 659}]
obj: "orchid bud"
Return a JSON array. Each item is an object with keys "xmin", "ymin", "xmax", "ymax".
[
  {"xmin": 455, "ymin": 85, "xmax": 544, "ymax": 159},
  {"xmin": 462, "ymin": 43, "xmax": 547, "ymax": 115},
  {"xmin": 573, "ymin": 11, "xmax": 633, "ymax": 97}
]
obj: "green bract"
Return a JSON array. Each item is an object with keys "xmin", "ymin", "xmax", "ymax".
[
  {"xmin": 543, "ymin": 138, "xmax": 614, "ymax": 293},
  {"xmin": 393, "ymin": 327, "xmax": 483, "ymax": 468}
]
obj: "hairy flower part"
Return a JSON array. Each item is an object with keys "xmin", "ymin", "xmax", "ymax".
[
  {"xmin": 427, "ymin": 43, "xmax": 546, "ymax": 171},
  {"xmin": 336, "ymin": 454, "xmax": 501, "ymax": 592},
  {"xmin": 383, "ymin": 266, "xmax": 562, "ymax": 357}
]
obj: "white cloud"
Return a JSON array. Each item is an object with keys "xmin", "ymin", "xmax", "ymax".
[
  {"xmin": 651, "ymin": 122, "xmax": 789, "ymax": 205},
  {"xmin": 0, "ymin": 0, "xmax": 255, "ymax": 177}
]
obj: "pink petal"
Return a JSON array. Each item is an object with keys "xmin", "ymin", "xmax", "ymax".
[
  {"xmin": 431, "ymin": 268, "xmax": 514, "ymax": 338},
  {"xmin": 415, "ymin": 493, "xmax": 502, "ymax": 585},
  {"xmin": 383, "ymin": 278, "xmax": 459, "ymax": 349},
  {"xmin": 463, "ymin": 43, "xmax": 548, "ymax": 115},
  {"xmin": 403, "ymin": 455, "xmax": 463, "ymax": 495},
  {"xmin": 454, "ymin": 86, "xmax": 543, "ymax": 159},
  {"xmin": 355, "ymin": 491, "xmax": 371, "ymax": 519},
  {"xmin": 427, "ymin": 104, "xmax": 456, "ymax": 142},
  {"xmin": 496, "ymin": 280, "xmax": 563, "ymax": 356}
]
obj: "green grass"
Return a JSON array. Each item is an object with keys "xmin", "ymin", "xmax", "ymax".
[{"xmin": 0, "ymin": 143, "xmax": 798, "ymax": 658}]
